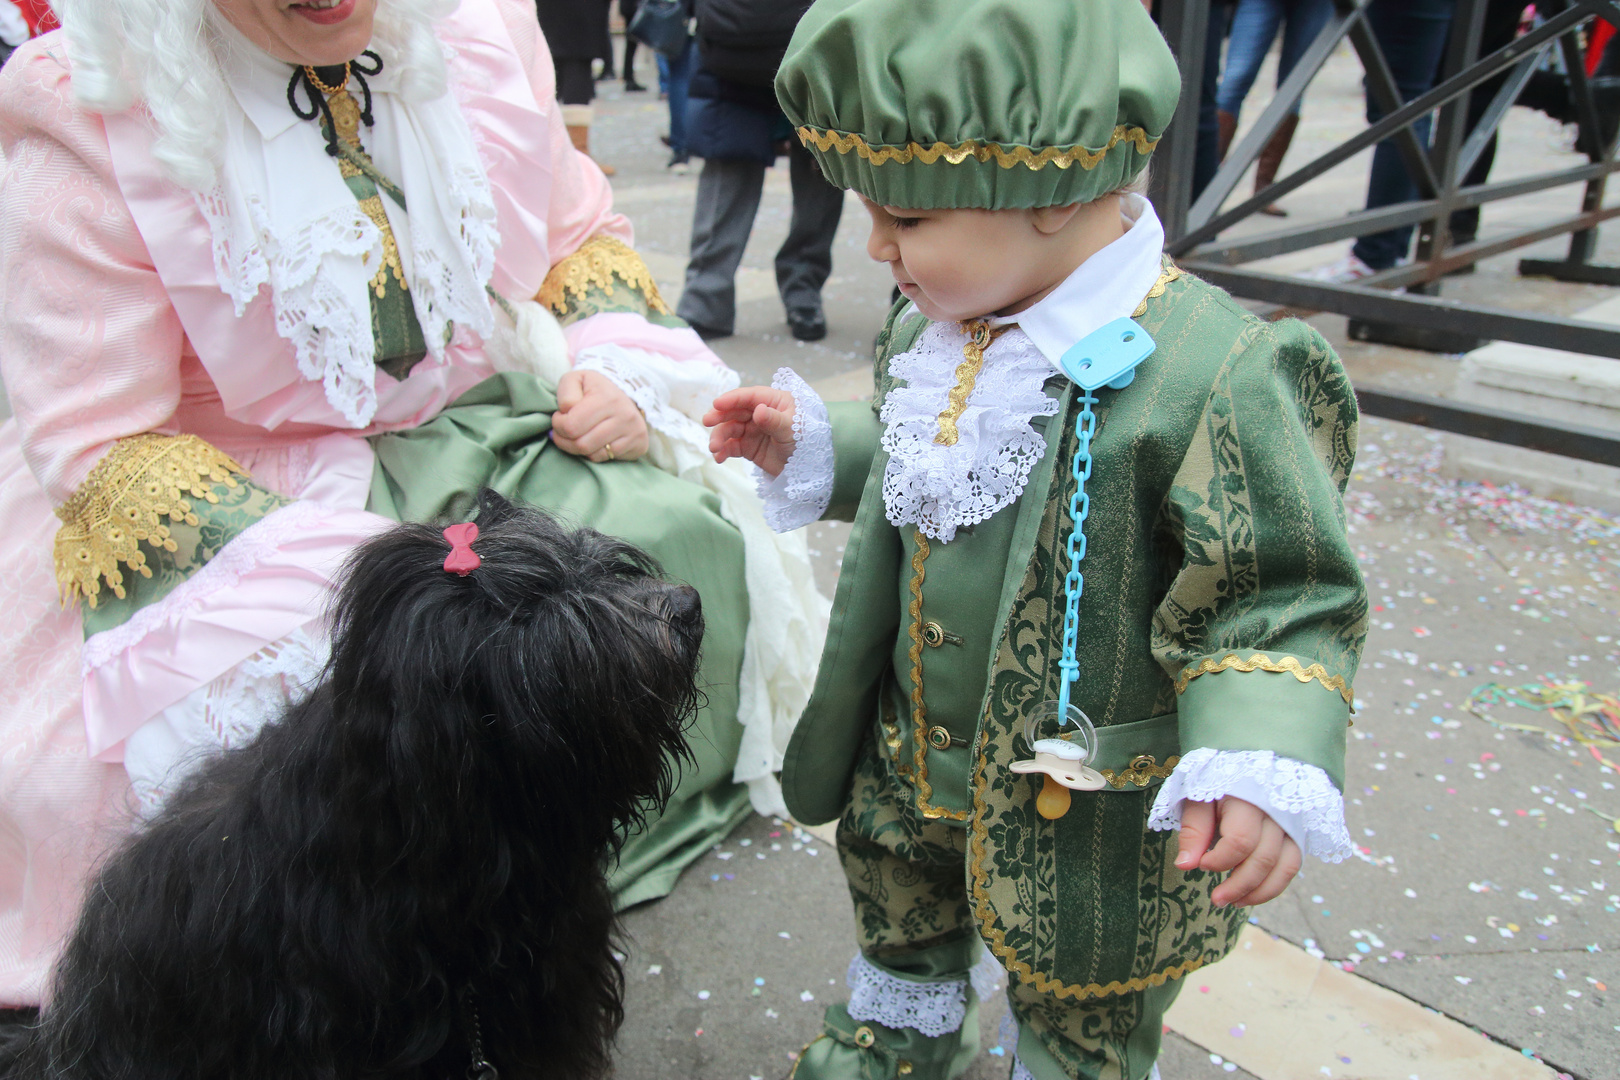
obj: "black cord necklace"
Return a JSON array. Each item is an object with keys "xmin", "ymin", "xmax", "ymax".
[{"xmin": 286, "ymin": 49, "xmax": 384, "ymax": 157}]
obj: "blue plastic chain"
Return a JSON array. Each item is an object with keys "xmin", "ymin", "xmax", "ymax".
[
  {"xmin": 1055, "ymin": 389, "xmax": 1099, "ymax": 721},
  {"xmin": 1053, "ymin": 316, "xmax": 1158, "ymax": 724}
]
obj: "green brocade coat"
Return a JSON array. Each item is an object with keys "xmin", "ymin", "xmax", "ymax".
[{"xmin": 784, "ymin": 270, "xmax": 1368, "ymax": 999}]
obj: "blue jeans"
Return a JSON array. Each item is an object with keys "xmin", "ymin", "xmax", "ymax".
[
  {"xmin": 1352, "ymin": 0, "xmax": 1456, "ymax": 270},
  {"xmin": 1216, "ymin": 0, "xmax": 1335, "ymax": 118},
  {"xmin": 664, "ymin": 37, "xmax": 696, "ymax": 156}
]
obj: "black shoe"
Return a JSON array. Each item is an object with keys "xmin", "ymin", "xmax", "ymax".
[
  {"xmin": 787, "ymin": 306, "xmax": 827, "ymax": 342},
  {"xmin": 624, "ymin": 77, "xmax": 647, "ymax": 92},
  {"xmin": 688, "ymin": 321, "xmax": 732, "ymax": 341}
]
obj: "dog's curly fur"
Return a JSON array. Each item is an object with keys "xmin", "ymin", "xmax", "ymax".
[{"xmin": 4, "ymin": 490, "xmax": 701, "ymax": 1079}]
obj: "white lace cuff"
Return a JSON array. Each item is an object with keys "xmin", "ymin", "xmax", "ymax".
[
  {"xmin": 846, "ymin": 951, "xmax": 1002, "ymax": 1037},
  {"xmin": 572, "ymin": 341, "xmax": 737, "ymax": 449},
  {"xmin": 755, "ymin": 367, "xmax": 833, "ymax": 533},
  {"xmin": 1147, "ymin": 747, "xmax": 1353, "ymax": 863}
]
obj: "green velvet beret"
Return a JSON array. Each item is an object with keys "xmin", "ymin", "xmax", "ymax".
[{"xmin": 776, "ymin": 0, "xmax": 1181, "ymax": 209}]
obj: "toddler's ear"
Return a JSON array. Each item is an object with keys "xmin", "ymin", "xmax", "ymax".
[{"xmin": 1031, "ymin": 202, "xmax": 1086, "ymax": 235}]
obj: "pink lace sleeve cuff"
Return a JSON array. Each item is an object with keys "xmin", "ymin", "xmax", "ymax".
[
  {"xmin": 1146, "ymin": 747, "xmax": 1354, "ymax": 863},
  {"xmin": 755, "ymin": 368, "xmax": 834, "ymax": 533}
]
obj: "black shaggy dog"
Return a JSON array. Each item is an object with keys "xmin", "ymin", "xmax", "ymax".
[{"xmin": 4, "ymin": 490, "xmax": 701, "ymax": 1080}]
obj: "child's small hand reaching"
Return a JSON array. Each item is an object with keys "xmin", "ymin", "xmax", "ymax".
[
  {"xmin": 704, "ymin": 386, "xmax": 798, "ymax": 476},
  {"xmin": 1176, "ymin": 796, "xmax": 1302, "ymax": 908}
]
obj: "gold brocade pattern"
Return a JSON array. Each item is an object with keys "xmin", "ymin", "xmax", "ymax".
[
  {"xmin": 1132, "ymin": 262, "xmax": 1184, "ymax": 318},
  {"xmin": 537, "ymin": 234, "xmax": 673, "ymax": 318},
  {"xmin": 325, "ymin": 87, "xmax": 408, "ymax": 299},
  {"xmin": 1174, "ymin": 652, "xmax": 1355, "ymax": 706},
  {"xmin": 53, "ymin": 434, "xmax": 247, "ymax": 608},
  {"xmin": 797, "ymin": 124, "xmax": 1159, "ymax": 171},
  {"xmin": 1099, "ymin": 754, "xmax": 1180, "ymax": 789},
  {"xmin": 935, "ymin": 321, "xmax": 1010, "ymax": 446}
]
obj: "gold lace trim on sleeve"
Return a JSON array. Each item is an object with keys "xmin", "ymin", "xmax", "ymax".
[
  {"xmin": 536, "ymin": 233, "xmax": 672, "ymax": 319},
  {"xmin": 1174, "ymin": 652, "xmax": 1354, "ymax": 706},
  {"xmin": 53, "ymin": 434, "xmax": 248, "ymax": 608},
  {"xmin": 797, "ymin": 124, "xmax": 1159, "ymax": 171}
]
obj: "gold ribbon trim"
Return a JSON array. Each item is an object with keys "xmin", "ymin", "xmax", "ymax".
[
  {"xmin": 537, "ymin": 233, "xmax": 672, "ymax": 318},
  {"xmin": 798, "ymin": 125, "xmax": 1159, "ymax": 172},
  {"xmin": 1174, "ymin": 652, "xmax": 1354, "ymax": 706},
  {"xmin": 903, "ymin": 531, "xmax": 967, "ymax": 820},
  {"xmin": 53, "ymin": 434, "xmax": 247, "ymax": 608},
  {"xmin": 1099, "ymin": 753, "xmax": 1181, "ymax": 789},
  {"xmin": 1132, "ymin": 261, "xmax": 1184, "ymax": 317},
  {"xmin": 935, "ymin": 321, "xmax": 1012, "ymax": 447}
]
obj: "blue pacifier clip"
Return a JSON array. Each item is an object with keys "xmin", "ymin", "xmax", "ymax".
[{"xmin": 1051, "ymin": 316, "xmax": 1156, "ymax": 722}]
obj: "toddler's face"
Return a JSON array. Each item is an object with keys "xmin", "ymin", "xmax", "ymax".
[{"xmin": 860, "ymin": 198, "xmax": 1070, "ymax": 324}]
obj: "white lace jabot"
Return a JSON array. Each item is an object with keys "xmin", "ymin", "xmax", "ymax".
[
  {"xmin": 203, "ymin": 12, "xmax": 499, "ymax": 427},
  {"xmin": 878, "ymin": 324, "xmax": 1058, "ymax": 542}
]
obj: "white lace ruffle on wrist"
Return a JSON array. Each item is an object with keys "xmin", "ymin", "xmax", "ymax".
[
  {"xmin": 845, "ymin": 951, "xmax": 1002, "ymax": 1038},
  {"xmin": 1148, "ymin": 747, "xmax": 1354, "ymax": 863},
  {"xmin": 879, "ymin": 323, "xmax": 1059, "ymax": 543},
  {"xmin": 572, "ymin": 341, "xmax": 738, "ymax": 450},
  {"xmin": 755, "ymin": 367, "xmax": 834, "ymax": 533}
]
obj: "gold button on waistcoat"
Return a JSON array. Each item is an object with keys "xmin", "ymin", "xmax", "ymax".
[
  {"xmin": 898, "ymin": 1063, "xmax": 914, "ymax": 1075},
  {"xmin": 927, "ymin": 726, "xmax": 953, "ymax": 750},
  {"xmin": 922, "ymin": 621, "xmax": 945, "ymax": 648},
  {"xmin": 1130, "ymin": 754, "xmax": 1157, "ymax": 771},
  {"xmin": 854, "ymin": 1026, "xmax": 876, "ymax": 1048}
]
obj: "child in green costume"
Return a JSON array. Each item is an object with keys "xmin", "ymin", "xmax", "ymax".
[{"xmin": 704, "ymin": 1, "xmax": 1368, "ymax": 1077}]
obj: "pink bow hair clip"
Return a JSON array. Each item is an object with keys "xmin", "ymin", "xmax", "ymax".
[{"xmin": 442, "ymin": 522, "xmax": 481, "ymax": 576}]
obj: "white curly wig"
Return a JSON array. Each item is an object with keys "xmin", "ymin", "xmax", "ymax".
[{"xmin": 55, "ymin": 0, "xmax": 457, "ymax": 190}]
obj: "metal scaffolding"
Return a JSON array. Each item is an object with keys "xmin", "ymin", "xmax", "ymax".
[{"xmin": 1149, "ymin": 0, "xmax": 1620, "ymax": 466}]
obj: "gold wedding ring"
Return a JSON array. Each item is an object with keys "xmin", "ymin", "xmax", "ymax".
[{"xmin": 605, "ymin": 441, "xmax": 616, "ymax": 461}]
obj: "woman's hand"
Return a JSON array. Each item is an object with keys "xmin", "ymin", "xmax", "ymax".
[
  {"xmin": 1175, "ymin": 796, "xmax": 1302, "ymax": 908},
  {"xmin": 552, "ymin": 370, "xmax": 650, "ymax": 463},
  {"xmin": 703, "ymin": 386, "xmax": 798, "ymax": 476}
]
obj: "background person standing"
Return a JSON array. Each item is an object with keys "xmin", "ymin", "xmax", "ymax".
[
  {"xmin": 537, "ymin": 0, "xmax": 617, "ymax": 174},
  {"xmin": 675, "ymin": 0, "xmax": 842, "ymax": 342}
]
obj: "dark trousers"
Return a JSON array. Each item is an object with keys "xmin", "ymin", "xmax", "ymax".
[
  {"xmin": 1352, "ymin": 0, "xmax": 1456, "ymax": 270},
  {"xmin": 555, "ymin": 58, "xmax": 595, "ymax": 106},
  {"xmin": 676, "ymin": 141, "xmax": 845, "ymax": 335}
]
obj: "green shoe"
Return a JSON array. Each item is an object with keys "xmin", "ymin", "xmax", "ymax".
[{"xmin": 788, "ymin": 1000, "xmax": 981, "ymax": 1080}]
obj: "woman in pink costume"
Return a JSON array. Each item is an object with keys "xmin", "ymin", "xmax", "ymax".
[{"xmin": 0, "ymin": 0, "xmax": 824, "ymax": 1006}]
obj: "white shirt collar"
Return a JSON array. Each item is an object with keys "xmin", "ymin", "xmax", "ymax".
[
  {"xmin": 989, "ymin": 193, "xmax": 1166, "ymax": 372},
  {"xmin": 210, "ymin": 9, "xmax": 400, "ymax": 142}
]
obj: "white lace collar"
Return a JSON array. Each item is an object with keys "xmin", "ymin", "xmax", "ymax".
[
  {"xmin": 200, "ymin": 13, "xmax": 499, "ymax": 427},
  {"xmin": 880, "ymin": 196, "xmax": 1167, "ymax": 542}
]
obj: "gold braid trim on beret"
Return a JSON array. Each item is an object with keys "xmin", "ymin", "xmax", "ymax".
[
  {"xmin": 797, "ymin": 124, "xmax": 1159, "ymax": 171},
  {"xmin": 54, "ymin": 434, "xmax": 247, "ymax": 608}
]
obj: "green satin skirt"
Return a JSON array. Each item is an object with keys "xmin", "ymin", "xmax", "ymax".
[{"xmin": 366, "ymin": 372, "xmax": 752, "ymax": 908}]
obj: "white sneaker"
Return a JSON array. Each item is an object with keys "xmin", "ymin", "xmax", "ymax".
[{"xmin": 1301, "ymin": 252, "xmax": 1376, "ymax": 283}]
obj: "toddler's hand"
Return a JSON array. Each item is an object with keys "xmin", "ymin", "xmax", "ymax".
[
  {"xmin": 1175, "ymin": 796, "xmax": 1302, "ymax": 908},
  {"xmin": 704, "ymin": 386, "xmax": 798, "ymax": 476}
]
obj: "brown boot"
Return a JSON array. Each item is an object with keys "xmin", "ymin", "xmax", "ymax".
[
  {"xmin": 1216, "ymin": 108, "xmax": 1238, "ymax": 161},
  {"xmin": 1253, "ymin": 112, "xmax": 1299, "ymax": 217},
  {"xmin": 562, "ymin": 105, "xmax": 616, "ymax": 176}
]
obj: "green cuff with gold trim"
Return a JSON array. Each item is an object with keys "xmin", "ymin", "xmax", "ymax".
[{"xmin": 1174, "ymin": 650, "xmax": 1351, "ymax": 790}]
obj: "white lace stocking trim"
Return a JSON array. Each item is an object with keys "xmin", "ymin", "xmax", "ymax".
[
  {"xmin": 845, "ymin": 953, "xmax": 970, "ymax": 1038},
  {"xmin": 80, "ymin": 501, "xmax": 335, "ymax": 676},
  {"xmin": 125, "ymin": 626, "xmax": 328, "ymax": 817},
  {"xmin": 880, "ymin": 323, "xmax": 1059, "ymax": 543},
  {"xmin": 1148, "ymin": 747, "xmax": 1354, "ymax": 863},
  {"xmin": 755, "ymin": 367, "xmax": 834, "ymax": 533}
]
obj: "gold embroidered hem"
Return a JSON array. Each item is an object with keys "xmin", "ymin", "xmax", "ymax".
[
  {"xmin": 1098, "ymin": 753, "xmax": 1180, "ymax": 789},
  {"xmin": 1174, "ymin": 652, "xmax": 1354, "ymax": 706},
  {"xmin": 797, "ymin": 125, "xmax": 1159, "ymax": 171},
  {"xmin": 1132, "ymin": 261, "xmax": 1184, "ymax": 318},
  {"xmin": 53, "ymin": 434, "xmax": 247, "ymax": 608},
  {"xmin": 537, "ymin": 234, "xmax": 673, "ymax": 322}
]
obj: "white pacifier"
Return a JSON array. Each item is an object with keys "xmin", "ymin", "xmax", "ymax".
[{"xmin": 1009, "ymin": 701, "xmax": 1106, "ymax": 820}]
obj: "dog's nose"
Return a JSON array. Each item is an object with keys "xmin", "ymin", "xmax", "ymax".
[{"xmin": 666, "ymin": 584, "xmax": 702, "ymax": 627}]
